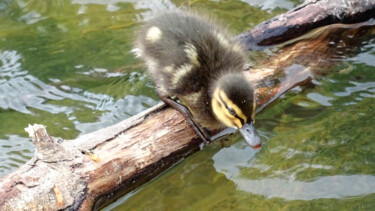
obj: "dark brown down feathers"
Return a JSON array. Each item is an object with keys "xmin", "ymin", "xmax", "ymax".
[{"xmin": 135, "ymin": 11, "xmax": 255, "ymax": 130}]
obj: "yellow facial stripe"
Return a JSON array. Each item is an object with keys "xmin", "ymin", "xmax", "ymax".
[
  {"xmin": 212, "ymin": 98, "xmax": 237, "ymax": 128},
  {"xmin": 217, "ymin": 90, "xmax": 247, "ymax": 123},
  {"xmin": 212, "ymin": 89, "xmax": 247, "ymax": 128},
  {"xmin": 146, "ymin": 26, "xmax": 162, "ymax": 43}
]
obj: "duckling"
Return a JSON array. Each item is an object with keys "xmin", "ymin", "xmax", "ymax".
[{"xmin": 134, "ymin": 11, "xmax": 261, "ymax": 149}]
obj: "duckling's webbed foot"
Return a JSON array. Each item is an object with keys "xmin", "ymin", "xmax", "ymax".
[{"xmin": 158, "ymin": 94, "xmax": 211, "ymax": 143}]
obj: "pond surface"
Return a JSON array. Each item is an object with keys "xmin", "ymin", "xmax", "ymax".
[{"xmin": 1, "ymin": 0, "xmax": 375, "ymax": 210}]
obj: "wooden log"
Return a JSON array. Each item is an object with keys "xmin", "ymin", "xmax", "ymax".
[
  {"xmin": 1, "ymin": 2, "xmax": 374, "ymax": 211},
  {"xmin": 237, "ymin": 0, "xmax": 375, "ymax": 49}
]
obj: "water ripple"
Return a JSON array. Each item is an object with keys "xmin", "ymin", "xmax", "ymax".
[
  {"xmin": 0, "ymin": 50, "xmax": 73, "ymax": 113},
  {"xmin": 213, "ymin": 142, "xmax": 375, "ymax": 200},
  {"xmin": 349, "ymin": 41, "xmax": 375, "ymax": 66},
  {"xmin": 0, "ymin": 135, "xmax": 34, "ymax": 177},
  {"xmin": 334, "ymin": 81, "xmax": 375, "ymax": 97},
  {"xmin": 234, "ymin": 175, "xmax": 375, "ymax": 200},
  {"xmin": 0, "ymin": 50, "xmax": 150, "ymax": 116},
  {"xmin": 241, "ymin": 0, "xmax": 295, "ymax": 11},
  {"xmin": 75, "ymin": 95, "xmax": 158, "ymax": 135},
  {"xmin": 72, "ymin": 0, "xmax": 176, "ymax": 19},
  {"xmin": 0, "ymin": 49, "xmax": 159, "ymax": 134},
  {"xmin": 307, "ymin": 92, "xmax": 333, "ymax": 106}
]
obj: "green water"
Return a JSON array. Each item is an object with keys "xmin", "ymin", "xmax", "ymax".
[{"xmin": 1, "ymin": 0, "xmax": 375, "ymax": 210}]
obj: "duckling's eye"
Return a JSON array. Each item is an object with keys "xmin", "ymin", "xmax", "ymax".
[{"xmin": 228, "ymin": 107, "xmax": 236, "ymax": 116}]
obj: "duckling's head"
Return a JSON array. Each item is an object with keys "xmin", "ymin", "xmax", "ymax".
[{"xmin": 211, "ymin": 73, "xmax": 261, "ymax": 149}]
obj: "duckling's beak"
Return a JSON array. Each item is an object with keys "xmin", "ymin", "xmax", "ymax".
[{"xmin": 239, "ymin": 123, "xmax": 261, "ymax": 149}]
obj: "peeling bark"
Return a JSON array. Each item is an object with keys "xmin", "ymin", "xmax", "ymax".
[{"xmin": 0, "ymin": 1, "xmax": 374, "ymax": 210}]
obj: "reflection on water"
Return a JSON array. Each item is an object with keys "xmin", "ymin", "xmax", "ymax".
[
  {"xmin": 213, "ymin": 142, "xmax": 375, "ymax": 200},
  {"xmin": 235, "ymin": 175, "xmax": 375, "ymax": 200}
]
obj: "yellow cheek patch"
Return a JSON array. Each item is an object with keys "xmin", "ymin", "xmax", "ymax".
[
  {"xmin": 146, "ymin": 26, "xmax": 162, "ymax": 43},
  {"xmin": 211, "ymin": 89, "xmax": 247, "ymax": 128},
  {"xmin": 212, "ymin": 98, "xmax": 237, "ymax": 128}
]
